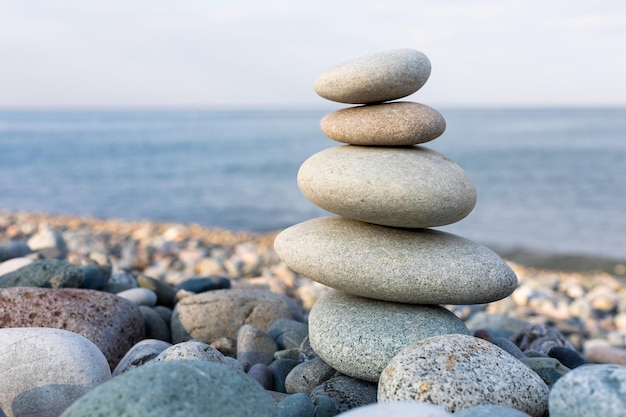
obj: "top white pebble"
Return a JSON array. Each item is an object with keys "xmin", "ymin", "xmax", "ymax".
[{"xmin": 313, "ymin": 48, "xmax": 431, "ymax": 104}]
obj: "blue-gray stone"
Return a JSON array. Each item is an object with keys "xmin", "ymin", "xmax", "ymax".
[
  {"xmin": 60, "ymin": 360, "xmax": 277, "ymax": 417},
  {"xmin": 310, "ymin": 375, "xmax": 377, "ymax": 414},
  {"xmin": 247, "ymin": 363, "xmax": 274, "ymax": 390},
  {"xmin": 548, "ymin": 346, "xmax": 586, "ymax": 369},
  {"xmin": 80, "ymin": 265, "xmax": 109, "ymax": 290},
  {"xmin": 492, "ymin": 337, "xmax": 525, "ymax": 359},
  {"xmin": 278, "ymin": 393, "xmax": 316, "ymax": 417},
  {"xmin": 0, "ymin": 242, "xmax": 31, "ymax": 262},
  {"xmin": 0, "ymin": 259, "xmax": 83, "ymax": 288},
  {"xmin": 269, "ymin": 359, "xmax": 301, "ymax": 393},
  {"xmin": 175, "ymin": 275, "xmax": 230, "ymax": 293},
  {"xmin": 456, "ymin": 404, "xmax": 531, "ymax": 417},
  {"xmin": 268, "ymin": 318, "xmax": 309, "ymax": 350},
  {"xmin": 139, "ymin": 305, "xmax": 170, "ymax": 342},
  {"xmin": 549, "ymin": 364, "xmax": 626, "ymax": 417},
  {"xmin": 311, "ymin": 394, "xmax": 337, "ymax": 417},
  {"xmin": 112, "ymin": 339, "xmax": 172, "ymax": 376},
  {"xmin": 137, "ymin": 274, "xmax": 177, "ymax": 307},
  {"xmin": 285, "ymin": 357, "xmax": 336, "ymax": 394},
  {"xmin": 520, "ymin": 357, "xmax": 570, "ymax": 388}
]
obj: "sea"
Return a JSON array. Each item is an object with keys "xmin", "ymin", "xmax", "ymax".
[{"xmin": 0, "ymin": 107, "xmax": 625, "ymax": 262}]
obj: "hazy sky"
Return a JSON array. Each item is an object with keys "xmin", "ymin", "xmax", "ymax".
[{"xmin": 1, "ymin": 0, "xmax": 625, "ymax": 108}]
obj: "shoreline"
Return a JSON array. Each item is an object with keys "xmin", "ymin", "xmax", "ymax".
[{"xmin": 2, "ymin": 210, "xmax": 624, "ymax": 277}]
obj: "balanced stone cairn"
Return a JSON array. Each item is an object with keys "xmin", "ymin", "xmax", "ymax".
[{"xmin": 275, "ymin": 49, "xmax": 550, "ymax": 415}]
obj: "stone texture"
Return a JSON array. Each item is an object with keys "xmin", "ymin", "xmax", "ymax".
[
  {"xmin": 320, "ymin": 102, "xmax": 446, "ymax": 146},
  {"xmin": 60, "ymin": 361, "xmax": 277, "ymax": 417},
  {"xmin": 0, "ymin": 287, "xmax": 145, "ymax": 369},
  {"xmin": 455, "ymin": 405, "xmax": 532, "ymax": 417},
  {"xmin": 309, "ymin": 290, "xmax": 469, "ymax": 381},
  {"xmin": 519, "ymin": 357, "xmax": 570, "ymax": 388},
  {"xmin": 112, "ymin": 339, "xmax": 172, "ymax": 376},
  {"xmin": 549, "ymin": 364, "xmax": 626, "ymax": 417},
  {"xmin": 285, "ymin": 357, "xmax": 337, "ymax": 394},
  {"xmin": 378, "ymin": 334, "xmax": 549, "ymax": 416},
  {"xmin": 154, "ymin": 340, "xmax": 230, "ymax": 365},
  {"xmin": 0, "ymin": 327, "xmax": 111, "ymax": 417},
  {"xmin": 267, "ymin": 318, "xmax": 309, "ymax": 350},
  {"xmin": 313, "ymin": 48, "xmax": 431, "ymax": 104},
  {"xmin": 0, "ymin": 259, "xmax": 83, "ymax": 288},
  {"xmin": 338, "ymin": 402, "xmax": 452, "ymax": 416},
  {"xmin": 117, "ymin": 287, "xmax": 158, "ymax": 306},
  {"xmin": 297, "ymin": 146, "xmax": 476, "ymax": 228},
  {"xmin": 171, "ymin": 288, "xmax": 303, "ymax": 343},
  {"xmin": 275, "ymin": 217, "xmax": 517, "ymax": 305},
  {"xmin": 310, "ymin": 375, "xmax": 377, "ymax": 414},
  {"xmin": 237, "ymin": 324, "xmax": 278, "ymax": 366}
]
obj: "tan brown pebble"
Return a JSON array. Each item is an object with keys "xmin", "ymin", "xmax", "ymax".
[
  {"xmin": 583, "ymin": 339, "xmax": 626, "ymax": 364},
  {"xmin": 320, "ymin": 102, "xmax": 446, "ymax": 146}
]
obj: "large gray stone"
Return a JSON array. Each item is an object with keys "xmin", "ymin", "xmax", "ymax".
[
  {"xmin": 320, "ymin": 102, "xmax": 445, "ymax": 146},
  {"xmin": 308, "ymin": 290, "xmax": 468, "ymax": 382},
  {"xmin": 313, "ymin": 48, "xmax": 431, "ymax": 104},
  {"xmin": 0, "ymin": 259, "xmax": 83, "ymax": 288},
  {"xmin": 0, "ymin": 328, "xmax": 111, "ymax": 417},
  {"xmin": 171, "ymin": 288, "xmax": 304, "ymax": 343},
  {"xmin": 378, "ymin": 334, "xmax": 549, "ymax": 417},
  {"xmin": 274, "ymin": 217, "xmax": 517, "ymax": 305},
  {"xmin": 297, "ymin": 146, "xmax": 476, "ymax": 228},
  {"xmin": 60, "ymin": 361, "xmax": 277, "ymax": 417},
  {"xmin": 549, "ymin": 364, "xmax": 626, "ymax": 417}
]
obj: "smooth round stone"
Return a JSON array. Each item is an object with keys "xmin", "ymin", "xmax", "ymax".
[
  {"xmin": 379, "ymin": 334, "xmax": 549, "ymax": 416},
  {"xmin": 309, "ymin": 290, "xmax": 468, "ymax": 382},
  {"xmin": 269, "ymin": 359, "xmax": 301, "ymax": 393},
  {"xmin": 171, "ymin": 288, "xmax": 303, "ymax": 344},
  {"xmin": 285, "ymin": 357, "xmax": 337, "ymax": 394},
  {"xmin": 267, "ymin": 318, "xmax": 309, "ymax": 350},
  {"xmin": 338, "ymin": 402, "xmax": 452, "ymax": 416},
  {"xmin": 237, "ymin": 324, "xmax": 278, "ymax": 366},
  {"xmin": 117, "ymin": 287, "xmax": 158, "ymax": 306},
  {"xmin": 320, "ymin": 102, "xmax": 446, "ymax": 146},
  {"xmin": 310, "ymin": 375, "xmax": 377, "ymax": 414},
  {"xmin": 549, "ymin": 364, "xmax": 626, "ymax": 416},
  {"xmin": 60, "ymin": 361, "xmax": 277, "ymax": 417},
  {"xmin": 247, "ymin": 363, "xmax": 274, "ymax": 390},
  {"xmin": 137, "ymin": 274, "xmax": 177, "ymax": 307},
  {"xmin": 138, "ymin": 305, "xmax": 170, "ymax": 342},
  {"xmin": 297, "ymin": 146, "xmax": 476, "ymax": 228},
  {"xmin": 154, "ymin": 340, "xmax": 230, "ymax": 365},
  {"xmin": 113, "ymin": 339, "xmax": 172, "ymax": 376},
  {"xmin": 313, "ymin": 48, "xmax": 431, "ymax": 104},
  {"xmin": 275, "ymin": 217, "xmax": 517, "ymax": 305},
  {"xmin": 277, "ymin": 393, "xmax": 316, "ymax": 417},
  {"xmin": 0, "ymin": 328, "xmax": 111, "ymax": 417}
]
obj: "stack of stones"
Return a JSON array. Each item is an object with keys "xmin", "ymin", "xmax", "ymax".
[{"xmin": 275, "ymin": 49, "xmax": 549, "ymax": 414}]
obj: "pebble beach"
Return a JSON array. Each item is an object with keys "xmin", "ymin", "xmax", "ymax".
[
  {"xmin": 1, "ymin": 210, "xmax": 626, "ymax": 416},
  {"xmin": 3, "ymin": 48, "xmax": 626, "ymax": 417}
]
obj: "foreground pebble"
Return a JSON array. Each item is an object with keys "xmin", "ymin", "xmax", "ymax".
[
  {"xmin": 379, "ymin": 334, "xmax": 549, "ymax": 416},
  {"xmin": 549, "ymin": 364, "xmax": 626, "ymax": 416},
  {"xmin": 309, "ymin": 290, "xmax": 468, "ymax": 381},
  {"xmin": 60, "ymin": 360, "xmax": 277, "ymax": 417},
  {"xmin": 0, "ymin": 328, "xmax": 111, "ymax": 417}
]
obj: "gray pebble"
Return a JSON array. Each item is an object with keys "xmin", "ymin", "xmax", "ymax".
[
  {"xmin": 138, "ymin": 305, "xmax": 170, "ymax": 342},
  {"xmin": 0, "ymin": 259, "xmax": 83, "ymax": 288},
  {"xmin": 278, "ymin": 392, "xmax": 316, "ymax": 417},
  {"xmin": 113, "ymin": 339, "xmax": 172, "ymax": 376},
  {"xmin": 137, "ymin": 274, "xmax": 177, "ymax": 307},
  {"xmin": 101, "ymin": 271, "xmax": 138, "ymax": 293},
  {"xmin": 268, "ymin": 317, "xmax": 309, "ymax": 349},
  {"xmin": 310, "ymin": 375, "xmax": 377, "ymax": 414},
  {"xmin": 269, "ymin": 359, "xmax": 301, "ymax": 393},
  {"xmin": 60, "ymin": 361, "xmax": 277, "ymax": 417},
  {"xmin": 247, "ymin": 363, "xmax": 274, "ymax": 390},
  {"xmin": 549, "ymin": 364, "xmax": 626, "ymax": 416},
  {"xmin": 237, "ymin": 324, "xmax": 278, "ymax": 366},
  {"xmin": 117, "ymin": 287, "xmax": 158, "ymax": 306},
  {"xmin": 492, "ymin": 337, "xmax": 526, "ymax": 359},
  {"xmin": 155, "ymin": 340, "xmax": 229, "ymax": 365},
  {"xmin": 520, "ymin": 357, "xmax": 570, "ymax": 388},
  {"xmin": 285, "ymin": 357, "xmax": 337, "ymax": 394}
]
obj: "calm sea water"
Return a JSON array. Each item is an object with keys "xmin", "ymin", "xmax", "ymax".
[{"xmin": 0, "ymin": 107, "xmax": 625, "ymax": 260}]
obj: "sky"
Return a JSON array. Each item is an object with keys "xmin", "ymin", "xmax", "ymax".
[{"xmin": 0, "ymin": 0, "xmax": 625, "ymax": 109}]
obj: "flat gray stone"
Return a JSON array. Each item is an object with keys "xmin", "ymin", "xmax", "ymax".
[
  {"xmin": 0, "ymin": 259, "xmax": 83, "ymax": 288},
  {"xmin": 274, "ymin": 217, "xmax": 517, "ymax": 305},
  {"xmin": 237, "ymin": 324, "xmax": 278, "ymax": 366},
  {"xmin": 310, "ymin": 375, "xmax": 377, "ymax": 414},
  {"xmin": 285, "ymin": 357, "xmax": 337, "ymax": 394},
  {"xmin": 297, "ymin": 146, "xmax": 476, "ymax": 228},
  {"xmin": 308, "ymin": 290, "xmax": 468, "ymax": 381},
  {"xmin": 378, "ymin": 334, "xmax": 549, "ymax": 416},
  {"xmin": 60, "ymin": 361, "xmax": 277, "ymax": 417},
  {"xmin": 113, "ymin": 339, "xmax": 172, "ymax": 376},
  {"xmin": 549, "ymin": 364, "xmax": 626, "ymax": 417},
  {"xmin": 313, "ymin": 49, "xmax": 431, "ymax": 104},
  {"xmin": 320, "ymin": 102, "xmax": 445, "ymax": 146},
  {"xmin": 171, "ymin": 288, "xmax": 304, "ymax": 344},
  {"xmin": 0, "ymin": 328, "xmax": 111, "ymax": 417}
]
